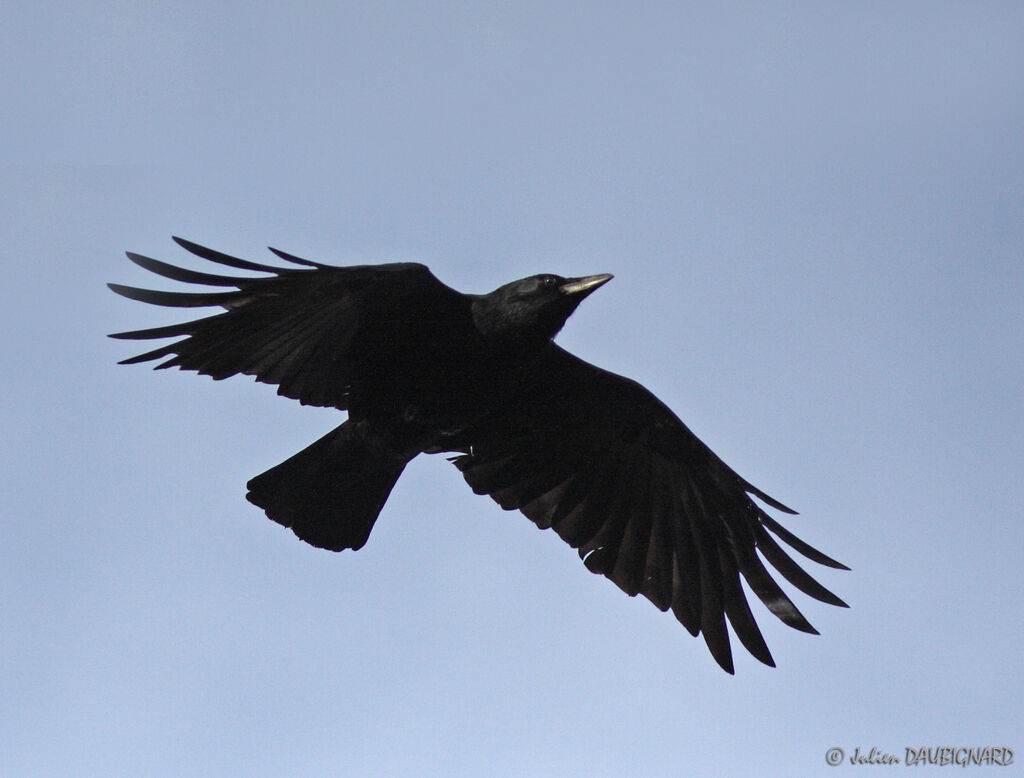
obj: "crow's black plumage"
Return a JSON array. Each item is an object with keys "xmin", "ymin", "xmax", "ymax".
[{"xmin": 109, "ymin": 237, "xmax": 848, "ymax": 673}]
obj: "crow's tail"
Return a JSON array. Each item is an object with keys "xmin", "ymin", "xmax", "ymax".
[{"xmin": 246, "ymin": 421, "xmax": 412, "ymax": 551}]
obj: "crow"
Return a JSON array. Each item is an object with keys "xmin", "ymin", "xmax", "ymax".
[{"xmin": 109, "ymin": 237, "xmax": 848, "ymax": 673}]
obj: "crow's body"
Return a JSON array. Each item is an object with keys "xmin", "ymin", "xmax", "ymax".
[{"xmin": 110, "ymin": 238, "xmax": 847, "ymax": 673}]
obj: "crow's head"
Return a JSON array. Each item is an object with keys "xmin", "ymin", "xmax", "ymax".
[{"xmin": 472, "ymin": 272, "xmax": 613, "ymax": 343}]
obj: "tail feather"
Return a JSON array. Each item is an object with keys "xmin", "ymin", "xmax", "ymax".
[{"xmin": 246, "ymin": 422, "xmax": 411, "ymax": 551}]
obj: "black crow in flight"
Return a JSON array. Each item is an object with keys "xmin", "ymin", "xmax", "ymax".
[{"xmin": 109, "ymin": 237, "xmax": 847, "ymax": 673}]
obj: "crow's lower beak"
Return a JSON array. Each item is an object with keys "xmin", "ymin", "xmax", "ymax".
[{"xmin": 559, "ymin": 274, "xmax": 613, "ymax": 296}]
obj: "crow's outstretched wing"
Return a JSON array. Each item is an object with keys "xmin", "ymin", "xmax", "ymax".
[
  {"xmin": 451, "ymin": 345, "xmax": 848, "ymax": 673},
  {"xmin": 109, "ymin": 238, "xmax": 468, "ymax": 409}
]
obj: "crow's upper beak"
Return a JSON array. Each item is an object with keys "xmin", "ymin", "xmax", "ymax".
[{"xmin": 559, "ymin": 274, "xmax": 613, "ymax": 297}]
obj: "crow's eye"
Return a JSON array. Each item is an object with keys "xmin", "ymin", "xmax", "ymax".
[{"xmin": 540, "ymin": 276, "xmax": 558, "ymax": 288}]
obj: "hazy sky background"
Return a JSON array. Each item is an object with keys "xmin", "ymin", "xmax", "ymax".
[{"xmin": 3, "ymin": 2, "xmax": 1022, "ymax": 776}]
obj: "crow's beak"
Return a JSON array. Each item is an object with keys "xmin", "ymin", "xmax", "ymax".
[{"xmin": 559, "ymin": 274, "xmax": 613, "ymax": 297}]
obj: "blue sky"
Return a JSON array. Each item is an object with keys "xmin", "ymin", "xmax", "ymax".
[{"xmin": 3, "ymin": 2, "xmax": 1022, "ymax": 776}]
